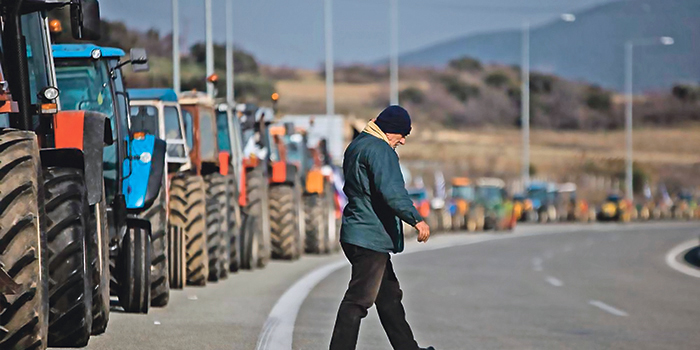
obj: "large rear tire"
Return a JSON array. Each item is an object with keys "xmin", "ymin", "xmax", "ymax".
[
  {"xmin": 241, "ymin": 166, "xmax": 270, "ymax": 269},
  {"xmin": 169, "ymin": 175, "xmax": 208, "ymax": 286},
  {"xmin": 0, "ymin": 131, "xmax": 48, "ymax": 350},
  {"xmin": 204, "ymin": 174, "xmax": 225, "ymax": 282},
  {"xmin": 44, "ymin": 166, "xmax": 92, "ymax": 347},
  {"xmin": 87, "ymin": 199, "xmax": 109, "ymax": 335},
  {"xmin": 117, "ymin": 226, "xmax": 151, "ymax": 314},
  {"xmin": 145, "ymin": 184, "xmax": 169, "ymax": 307},
  {"xmin": 167, "ymin": 225, "xmax": 185, "ymax": 289},
  {"xmin": 227, "ymin": 176, "xmax": 242, "ymax": 273},
  {"xmin": 304, "ymin": 193, "xmax": 327, "ymax": 254},
  {"xmin": 269, "ymin": 184, "xmax": 300, "ymax": 260}
]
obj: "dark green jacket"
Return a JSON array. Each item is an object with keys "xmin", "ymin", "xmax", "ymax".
[{"xmin": 340, "ymin": 132, "xmax": 423, "ymax": 253}]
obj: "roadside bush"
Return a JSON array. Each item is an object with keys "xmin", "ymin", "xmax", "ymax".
[
  {"xmin": 671, "ymin": 84, "xmax": 699, "ymax": 102},
  {"xmin": 399, "ymin": 87, "xmax": 425, "ymax": 104},
  {"xmin": 586, "ymin": 86, "xmax": 612, "ymax": 111},
  {"xmin": 439, "ymin": 75, "xmax": 480, "ymax": 103},
  {"xmin": 484, "ymin": 71, "xmax": 510, "ymax": 88},
  {"xmin": 448, "ymin": 57, "xmax": 482, "ymax": 72},
  {"xmin": 530, "ymin": 73, "xmax": 554, "ymax": 94}
]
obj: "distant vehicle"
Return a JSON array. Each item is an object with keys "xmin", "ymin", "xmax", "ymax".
[
  {"xmin": 475, "ymin": 178, "xmax": 516, "ymax": 231},
  {"xmin": 597, "ymin": 194, "xmax": 632, "ymax": 222},
  {"xmin": 513, "ymin": 193, "xmax": 536, "ymax": 222},
  {"xmin": 672, "ymin": 192, "xmax": 697, "ymax": 220},
  {"xmin": 449, "ymin": 177, "xmax": 485, "ymax": 232},
  {"xmin": 526, "ymin": 182, "xmax": 559, "ymax": 223},
  {"xmin": 556, "ymin": 183, "xmax": 595, "ymax": 222},
  {"xmin": 408, "ymin": 187, "xmax": 431, "ymax": 222}
]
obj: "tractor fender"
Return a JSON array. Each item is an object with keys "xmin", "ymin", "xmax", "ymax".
[
  {"xmin": 53, "ymin": 110, "xmax": 112, "ymax": 205},
  {"xmin": 123, "ymin": 135, "xmax": 166, "ymax": 211},
  {"xmin": 270, "ymin": 161, "xmax": 298, "ymax": 185},
  {"xmin": 125, "ymin": 217, "xmax": 152, "ymax": 239}
]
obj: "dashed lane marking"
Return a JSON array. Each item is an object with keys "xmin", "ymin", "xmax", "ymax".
[
  {"xmin": 545, "ymin": 276, "xmax": 564, "ymax": 287},
  {"xmin": 588, "ymin": 300, "xmax": 628, "ymax": 317}
]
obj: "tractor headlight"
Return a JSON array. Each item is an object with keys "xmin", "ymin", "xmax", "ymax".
[
  {"xmin": 39, "ymin": 86, "xmax": 60, "ymax": 101},
  {"xmin": 140, "ymin": 152, "xmax": 152, "ymax": 163},
  {"xmin": 91, "ymin": 48, "xmax": 102, "ymax": 60}
]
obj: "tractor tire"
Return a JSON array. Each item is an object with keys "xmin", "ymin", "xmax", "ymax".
[
  {"xmin": 87, "ymin": 199, "xmax": 110, "ymax": 335},
  {"xmin": 117, "ymin": 226, "xmax": 151, "ymax": 314},
  {"xmin": 144, "ymin": 185, "xmax": 169, "ymax": 307},
  {"xmin": 324, "ymin": 182, "xmax": 338, "ymax": 253},
  {"xmin": 227, "ymin": 176, "xmax": 242, "ymax": 273},
  {"xmin": 167, "ymin": 225, "xmax": 185, "ymax": 289},
  {"xmin": 204, "ymin": 174, "xmax": 225, "ymax": 282},
  {"xmin": 44, "ymin": 166, "xmax": 92, "ymax": 347},
  {"xmin": 452, "ymin": 214, "xmax": 465, "ymax": 231},
  {"xmin": 169, "ymin": 175, "xmax": 208, "ymax": 286},
  {"xmin": 546, "ymin": 206, "xmax": 558, "ymax": 223},
  {"xmin": 240, "ymin": 166, "xmax": 270, "ymax": 269},
  {"xmin": 215, "ymin": 176, "xmax": 236, "ymax": 279},
  {"xmin": 0, "ymin": 131, "xmax": 48, "ymax": 350},
  {"xmin": 304, "ymin": 193, "xmax": 327, "ymax": 254},
  {"xmin": 270, "ymin": 184, "xmax": 301, "ymax": 260}
]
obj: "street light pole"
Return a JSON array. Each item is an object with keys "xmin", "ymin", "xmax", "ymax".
[
  {"xmin": 172, "ymin": 0, "xmax": 180, "ymax": 93},
  {"xmin": 324, "ymin": 0, "xmax": 334, "ymax": 116},
  {"xmin": 624, "ymin": 41, "xmax": 634, "ymax": 201},
  {"xmin": 521, "ymin": 22, "xmax": 530, "ymax": 186},
  {"xmin": 623, "ymin": 36, "xmax": 673, "ymax": 201},
  {"xmin": 389, "ymin": 0, "xmax": 399, "ymax": 105},
  {"xmin": 226, "ymin": 0, "xmax": 234, "ymax": 106},
  {"xmin": 205, "ymin": 0, "xmax": 214, "ymax": 98}
]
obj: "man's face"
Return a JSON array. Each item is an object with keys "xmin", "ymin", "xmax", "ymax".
[{"xmin": 385, "ymin": 132, "xmax": 407, "ymax": 149}]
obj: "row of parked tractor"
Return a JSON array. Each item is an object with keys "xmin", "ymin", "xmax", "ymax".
[
  {"xmin": 0, "ymin": 2, "xmax": 342, "ymax": 350},
  {"xmin": 407, "ymin": 178, "xmax": 700, "ymax": 234}
]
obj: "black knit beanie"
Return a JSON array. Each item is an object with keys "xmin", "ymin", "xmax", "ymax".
[{"xmin": 375, "ymin": 105, "xmax": 412, "ymax": 136}]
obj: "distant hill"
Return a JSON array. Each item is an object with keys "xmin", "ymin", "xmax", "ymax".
[{"xmin": 398, "ymin": 0, "xmax": 700, "ymax": 92}]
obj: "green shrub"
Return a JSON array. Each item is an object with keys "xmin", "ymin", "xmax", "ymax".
[
  {"xmin": 439, "ymin": 75, "xmax": 480, "ymax": 102},
  {"xmin": 586, "ymin": 86, "xmax": 612, "ymax": 111},
  {"xmin": 399, "ymin": 87, "xmax": 425, "ymax": 104},
  {"xmin": 448, "ymin": 57, "xmax": 482, "ymax": 72},
  {"xmin": 484, "ymin": 71, "xmax": 510, "ymax": 88}
]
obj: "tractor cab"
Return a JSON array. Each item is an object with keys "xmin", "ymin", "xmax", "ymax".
[
  {"xmin": 53, "ymin": 43, "xmax": 167, "ymax": 314},
  {"xmin": 475, "ymin": 177, "xmax": 515, "ymax": 230}
]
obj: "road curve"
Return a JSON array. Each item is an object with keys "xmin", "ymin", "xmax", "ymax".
[{"xmin": 68, "ymin": 222, "xmax": 700, "ymax": 350}]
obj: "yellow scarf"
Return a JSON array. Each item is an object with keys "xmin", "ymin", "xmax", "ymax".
[{"xmin": 362, "ymin": 120, "xmax": 390, "ymax": 145}]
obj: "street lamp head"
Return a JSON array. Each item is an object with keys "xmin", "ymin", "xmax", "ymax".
[
  {"xmin": 561, "ymin": 13, "xmax": 576, "ymax": 22},
  {"xmin": 660, "ymin": 36, "xmax": 675, "ymax": 45}
]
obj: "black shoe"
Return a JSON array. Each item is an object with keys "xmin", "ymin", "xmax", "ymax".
[{"xmin": 420, "ymin": 347, "xmax": 435, "ymax": 350}]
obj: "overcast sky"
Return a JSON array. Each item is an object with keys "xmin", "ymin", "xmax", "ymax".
[{"xmin": 101, "ymin": 0, "xmax": 617, "ymax": 67}]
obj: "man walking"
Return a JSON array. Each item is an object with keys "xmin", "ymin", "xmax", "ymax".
[{"xmin": 330, "ymin": 106, "xmax": 434, "ymax": 350}]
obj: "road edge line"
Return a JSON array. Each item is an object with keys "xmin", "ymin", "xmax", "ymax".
[{"xmin": 665, "ymin": 239, "xmax": 700, "ymax": 279}]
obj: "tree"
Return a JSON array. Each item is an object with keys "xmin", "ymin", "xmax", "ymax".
[
  {"xmin": 448, "ymin": 57, "xmax": 482, "ymax": 72},
  {"xmin": 189, "ymin": 43, "xmax": 259, "ymax": 75}
]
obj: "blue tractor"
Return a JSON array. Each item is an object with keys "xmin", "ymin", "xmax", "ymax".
[
  {"xmin": 525, "ymin": 182, "xmax": 559, "ymax": 223},
  {"xmin": 53, "ymin": 44, "xmax": 166, "ymax": 316}
]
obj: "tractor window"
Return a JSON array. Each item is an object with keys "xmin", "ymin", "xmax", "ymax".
[
  {"xmin": 182, "ymin": 109, "xmax": 194, "ymax": 151},
  {"xmin": 21, "ymin": 13, "xmax": 51, "ymax": 108},
  {"xmin": 199, "ymin": 108, "xmax": 217, "ymax": 160},
  {"xmin": 163, "ymin": 106, "xmax": 187, "ymax": 159},
  {"xmin": 452, "ymin": 186, "xmax": 475, "ymax": 201},
  {"xmin": 477, "ymin": 186, "xmax": 503, "ymax": 203},
  {"xmin": 129, "ymin": 105, "xmax": 159, "ymax": 135},
  {"xmin": 216, "ymin": 110, "xmax": 232, "ymax": 152}
]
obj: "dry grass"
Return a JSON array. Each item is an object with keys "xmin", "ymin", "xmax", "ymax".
[{"xmin": 274, "ymin": 74, "xmax": 700, "ymax": 190}]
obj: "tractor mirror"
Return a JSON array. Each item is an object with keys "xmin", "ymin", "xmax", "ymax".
[
  {"xmin": 71, "ymin": 0, "xmax": 102, "ymax": 41},
  {"xmin": 130, "ymin": 48, "xmax": 149, "ymax": 72}
]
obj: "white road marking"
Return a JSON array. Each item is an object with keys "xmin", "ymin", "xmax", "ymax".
[
  {"xmin": 256, "ymin": 223, "xmax": 699, "ymax": 350},
  {"xmin": 187, "ymin": 295, "xmax": 198, "ymax": 300},
  {"xmin": 255, "ymin": 260, "xmax": 347, "ymax": 350},
  {"xmin": 256, "ymin": 228, "xmax": 576, "ymax": 350},
  {"xmin": 153, "ymin": 321, "xmax": 161, "ymax": 325},
  {"xmin": 588, "ymin": 300, "xmax": 628, "ymax": 317},
  {"xmin": 532, "ymin": 257, "xmax": 543, "ymax": 272},
  {"xmin": 665, "ymin": 239, "xmax": 700, "ymax": 279},
  {"xmin": 545, "ymin": 276, "xmax": 564, "ymax": 287}
]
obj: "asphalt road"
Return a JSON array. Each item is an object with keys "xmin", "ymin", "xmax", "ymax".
[{"xmin": 72, "ymin": 222, "xmax": 700, "ymax": 350}]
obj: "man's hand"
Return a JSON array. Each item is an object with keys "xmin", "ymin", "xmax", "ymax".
[{"xmin": 415, "ymin": 221, "xmax": 430, "ymax": 243}]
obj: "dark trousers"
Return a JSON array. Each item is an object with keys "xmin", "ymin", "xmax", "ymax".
[{"xmin": 330, "ymin": 243, "xmax": 419, "ymax": 350}]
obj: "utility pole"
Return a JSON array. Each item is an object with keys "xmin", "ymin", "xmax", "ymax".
[
  {"xmin": 226, "ymin": 0, "xmax": 234, "ymax": 105},
  {"xmin": 389, "ymin": 0, "xmax": 399, "ymax": 105},
  {"xmin": 624, "ymin": 41, "xmax": 634, "ymax": 202},
  {"xmin": 623, "ymin": 36, "xmax": 673, "ymax": 201},
  {"xmin": 521, "ymin": 22, "xmax": 530, "ymax": 187},
  {"xmin": 205, "ymin": 0, "xmax": 214, "ymax": 98},
  {"xmin": 172, "ymin": 0, "xmax": 180, "ymax": 93},
  {"xmin": 324, "ymin": 0, "xmax": 334, "ymax": 116}
]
